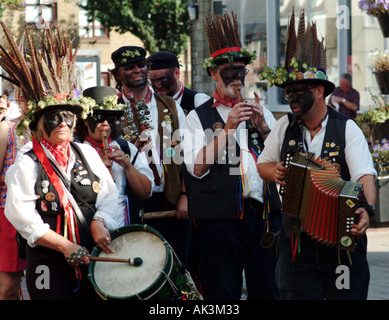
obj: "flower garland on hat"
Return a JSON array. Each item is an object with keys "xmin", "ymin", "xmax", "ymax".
[{"xmin": 258, "ymin": 8, "xmax": 329, "ymax": 87}]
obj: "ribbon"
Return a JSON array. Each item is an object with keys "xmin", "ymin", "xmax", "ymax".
[
  {"xmin": 210, "ymin": 47, "xmax": 242, "ymax": 59},
  {"xmin": 32, "ymin": 138, "xmax": 82, "ymax": 282}
]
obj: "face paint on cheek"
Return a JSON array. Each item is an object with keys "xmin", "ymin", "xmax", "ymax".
[
  {"xmin": 219, "ymin": 66, "xmax": 247, "ymax": 87},
  {"xmin": 87, "ymin": 118, "xmax": 98, "ymax": 134},
  {"xmin": 289, "ymin": 91, "xmax": 315, "ymax": 119}
]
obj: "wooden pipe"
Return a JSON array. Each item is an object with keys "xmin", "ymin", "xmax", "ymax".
[
  {"xmin": 233, "ymin": 86, "xmax": 256, "ymax": 127},
  {"xmin": 101, "ymin": 130, "xmax": 114, "ymax": 178},
  {"xmin": 89, "ymin": 256, "xmax": 143, "ymax": 266}
]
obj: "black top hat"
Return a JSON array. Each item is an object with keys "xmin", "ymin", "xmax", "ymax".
[
  {"xmin": 29, "ymin": 104, "xmax": 83, "ymax": 131},
  {"xmin": 146, "ymin": 51, "xmax": 180, "ymax": 70},
  {"xmin": 82, "ymin": 86, "xmax": 124, "ymax": 118},
  {"xmin": 111, "ymin": 46, "xmax": 147, "ymax": 67}
]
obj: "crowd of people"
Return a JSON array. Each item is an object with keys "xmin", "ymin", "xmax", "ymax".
[{"xmin": 0, "ymin": 9, "xmax": 377, "ymax": 301}]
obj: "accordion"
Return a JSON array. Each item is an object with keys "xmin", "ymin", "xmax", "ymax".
[{"xmin": 282, "ymin": 152, "xmax": 363, "ymax": 251}]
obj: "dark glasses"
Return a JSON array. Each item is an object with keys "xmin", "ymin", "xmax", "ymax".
[
  {"xmin": 284, "ymin": 86, "xmax": 317, "ymax": 101},
  {"xmin": 45, "ymin": 110, "xmax": 75, "ymax": 129},
  {"xmin": 90, "ymin": 114, "xmax": 117, "ymax": 124},
  {"xmin": 121, "ymin": 61, "xmax": 147, "ymax": 71}
]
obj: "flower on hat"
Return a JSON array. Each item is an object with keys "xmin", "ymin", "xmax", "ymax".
[
  {"xmin": 203, "ymin": 12, "xmax": 257, "ymax": 70},
  {"xmin": 121, "ymin": 49, "xmax": 141, "ymax": 64},
  {"xmin": 16, "ymin": 94, "xmax": 93, "ymax": 136},
  {"xmin": 203, "ymin": 47, "xmax": 257, "ymax": 70}
]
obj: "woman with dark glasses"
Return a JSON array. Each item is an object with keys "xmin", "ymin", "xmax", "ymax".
[
  {"xmin": 5, "ymin": 99, "xmax": 120, "ymax": 299},
  {"xmin": 75, "ymin": 86, "xmax": 154, "ymax": 227}
]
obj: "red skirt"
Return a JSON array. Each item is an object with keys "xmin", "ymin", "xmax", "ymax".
[{"xmin": 0, "ymin": 208, "xmax": 26, "ymax": 272}]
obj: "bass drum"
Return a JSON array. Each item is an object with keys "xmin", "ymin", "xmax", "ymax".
[{"xmin": 88, "ymin": 224, "xmax": 202, "ymax": 300}]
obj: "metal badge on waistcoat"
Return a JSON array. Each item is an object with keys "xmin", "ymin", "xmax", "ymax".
[{"xmin": 73, "ymin": 159, "xmax": 100, "ymax": 194}]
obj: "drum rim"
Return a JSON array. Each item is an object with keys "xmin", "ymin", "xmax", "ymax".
[{"xmin": 87, "ymin": 224, "xmax": 173, "ymax": 300}]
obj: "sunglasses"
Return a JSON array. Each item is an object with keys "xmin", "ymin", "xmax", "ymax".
[
  {"xmin": 121, "ymin": 61, "xmax": 147, "ymax": 71},
  {"xmin": 284, "ymin": 86, "xmax": 317, "ymax": 101},
  {"xmin": 45, "ymin": 110, "xmax": 75, "ymax": 129},
  {"xmin": 90, "ymin": 114, "xmax": 118, "ymax": 124}
]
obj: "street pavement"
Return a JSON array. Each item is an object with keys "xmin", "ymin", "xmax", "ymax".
[
  {"xmin": 366, "ymin": 227, "xmax": 389, "ymax": 300},
  {"xmin": 19, "ymin": 227, "xmax": 389, "ymax": 300}
]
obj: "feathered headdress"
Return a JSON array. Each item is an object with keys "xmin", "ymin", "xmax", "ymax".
[
  {"xmin": 203, "ymin": 11, "xmax": 257, "ymax": 72},
  {"xmin": 259, "ymin": 8, "xmax": 335, "ymax": 97},
  {"xmin": 0, "ymin": 22, "xmax": 91, "ymax": 133}
]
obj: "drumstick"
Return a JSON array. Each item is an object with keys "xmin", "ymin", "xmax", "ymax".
[
  {"xmin": 143, "ymin": 210, "xmax": 176, "ymax": 220},
  {"xmin": 89, "ymin": 256, "xmax": 143, "ymax": 266}
]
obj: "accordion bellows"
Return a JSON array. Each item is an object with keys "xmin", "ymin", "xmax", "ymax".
[{"xmin": 282, "ymin": 152, "xmax": 363, "ymax": 250}]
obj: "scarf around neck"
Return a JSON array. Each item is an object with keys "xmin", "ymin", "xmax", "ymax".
[
  {"xmin": 40, "ymin": 138, "xmax": 70, "ymax": 168},
  {"xmin": 212, "ymin": 88, "xmax": 240, "ymax": 109},
  {"xmin": 85, "ymin": 135, "xmax": 112, "ymax": 154}
]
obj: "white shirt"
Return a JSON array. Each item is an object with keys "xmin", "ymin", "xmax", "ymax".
[
  {"xmin": 122, "ymin": 91, "xmax": 186, "ymax": 193},
  {"xmin": 173, "ymin": 82, "xmax": 210, "ymax": 109},
  {"xmin": 183, "ymin": 103, "xmax": 277, "ymax": 203},
  {"xmin": 257, "ymin": 114, "xmax": 377, "ymax": 182},
  {"xmin": 5, "ymin": 142, "xmax": 120, "ymax": 247},
  {"xmin": 83, "ymin": 139, "xmax": 154, "ymax": 227}
]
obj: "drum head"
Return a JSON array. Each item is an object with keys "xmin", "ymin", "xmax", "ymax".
[{"xmin": 88, "ymin": 225, "xmax": 170, "ymax": 299}]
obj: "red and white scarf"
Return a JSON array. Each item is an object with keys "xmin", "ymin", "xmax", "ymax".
[{"xmin": 40, "ymin": 138, "xmax": 70, "ymax": 168}]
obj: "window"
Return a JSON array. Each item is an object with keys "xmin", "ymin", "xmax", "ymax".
[
  {"xmin": 25, "ymin": 0, "xmax": 56, "ymax": 28},
  {"xmin": 79, "ymin": 1, "xmax": 108, "ymax": 39}
]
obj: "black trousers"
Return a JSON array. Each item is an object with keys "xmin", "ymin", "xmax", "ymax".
[
  {"xmin": 276, "ymin": 232, "xmax": 370, "ymax": 300},
  {"xmin": 194, "ymin": 199, "xmax": 279, "ymax": 300},
  {"xmin": 25, "ymin": 246, "xmax": 99, "ymax": 300}
]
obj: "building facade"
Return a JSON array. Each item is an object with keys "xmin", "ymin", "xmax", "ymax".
[{"xmin": 190, "ymin": 0, "xmax": 387, "ymax": 113}]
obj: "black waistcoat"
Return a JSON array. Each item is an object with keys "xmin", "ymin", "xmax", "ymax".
[
  {"xmin": 184, "ymin": 99, "xmax": 244, "ymax": 219},
  {"xmin": 180, "ymin": 87, "xmax": 197, "ymax": 113},
  {"xmin": 281, "ymin": 107, "xmax": 351, "ymax": 181},
  {"xmin": 26, "ymin": 142, "xmax": 100, "ymax": 251}
]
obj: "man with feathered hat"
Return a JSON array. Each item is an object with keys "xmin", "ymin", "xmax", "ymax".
[
  {"xmin": 257, "ymin": 9, "xmax": 376, "ymax": 300},
  {"xmin": 183, "ymin": 11, "xmax": 280, "ymax": 300}
]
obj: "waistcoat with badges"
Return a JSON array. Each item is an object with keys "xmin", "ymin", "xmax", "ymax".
[
  {"xmin": 25, "ymin": 142, "xmax": 100, "ymax": 250},
  {"xmin": 184, "ymin": 99, "xmax": 244, "ymax": 220},
  {"xmin": 280, "ymin": 107, "xmax": 350, "ymax": 237},
  {"xmin": 281, "ymin": 106, "xmax": 350, "ymax": 181}
]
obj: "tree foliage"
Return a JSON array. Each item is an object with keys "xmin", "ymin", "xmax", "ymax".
[{"xmin": 79, "ymin": 0, "xmax": 190, "ymax": 55}]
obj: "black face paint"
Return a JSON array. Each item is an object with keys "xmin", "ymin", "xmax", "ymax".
[
  {"xmin": 219, "ymin": 65, "xmax": 247, "ymax": 86},
  {"xmin": 149, "ymin": 69, "xmax": 177, "ymax": 96},
  {"xmin": 286, "ymin": 87, "xmax": 316, "ymax": 120},
  {"xmin": 43, "ymin": 109, "xmax": 75, "ymax": 137}
]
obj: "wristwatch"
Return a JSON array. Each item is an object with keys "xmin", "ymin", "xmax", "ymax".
[
  {"xmin": 342, "ymin": 98, "xmax": 347, "ymax": 103},
  {"xmin": 366, "ymin": 204, "xmax": 376, "ymax": 217}
]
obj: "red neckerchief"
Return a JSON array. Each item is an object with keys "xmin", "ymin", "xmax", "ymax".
[
  {"xmin": 85, "ymin": 136, "xmax": 112, "ymax": 154},
  {"xmin": 212, "ymin": 88, "xmax": 240, "ymax": 108},
  {"xmin": 40, "ymin": 138, "xmax": 70, "ymax": 168},
  {"xmin": 121, "ymin": 86, "xmax": 153, "ymax": 104}
]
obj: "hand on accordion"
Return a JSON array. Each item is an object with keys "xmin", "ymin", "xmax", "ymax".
[
  {"xmin": 351, "ymin": 207, "xmax": 370, "ymax": 236},
  {"xmin": 274, "ymin": 161, "xmax": 287, "ymax": 185}
]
